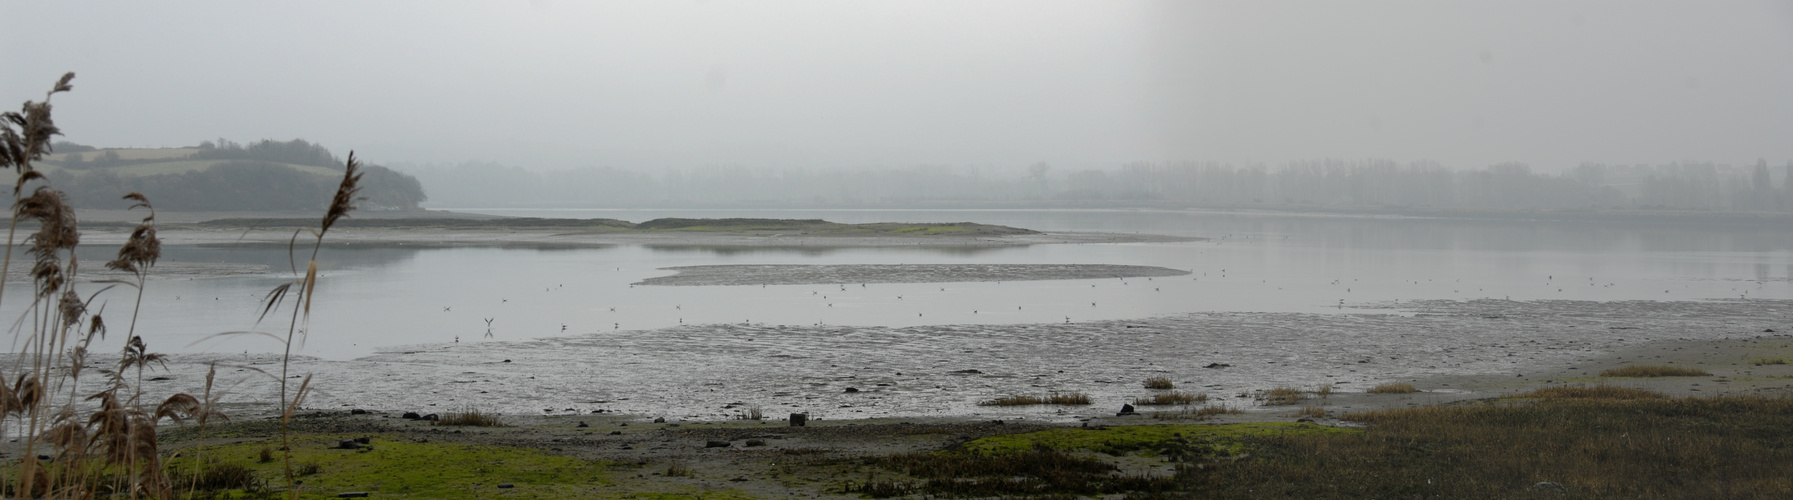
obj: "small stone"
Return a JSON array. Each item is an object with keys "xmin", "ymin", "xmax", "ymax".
[
  {"xmin": 402, "ymin": 412, "xmax": 421, "ymax": 420},
  {"xmin": 705, "ymin": 440, "xmax": 731, "ymax": 448},
  {"xmin": 336, "ymin": 440, "xmax": 360, "ymax": 450},
  {"xmin": 1117, "ymin": 403, "xmax": 1137, "ymax": 416},
  {"xmin": 790, "ymin": 413, "xmax": 808, "ymax": 427},
  {"xmin": 609, "ymin": 431, "xmax": 622, "ymax": 435},
  {"xmin": 354, "ymin": 437, "xmax": 370, "ymax": 444},
  {"xmin": 349, "ymin": 409, "xmax": 368, "ymax": 415},
  {"xmin": 653, "ymin": 417, "xmax": 666, "ymax": 423},
  {"xmin": 496, "ymin": 483, "xmax": 514, "ymax": 489},
  {"xmin": 844, "ymin": 387, "xmax": 859, "ymax": 393},
  {"xmin": 337, "ymin": 493, "xmax": 369, "ymax": 498},
  {"xmin": 576, "ymin": 421, "xmax": 589, "ymax": 428},
  {"xmin": 502, "ymin": 359, "xmax": 512, "ymax": 363},
  {"xmin": 423, "ymin": 414, "xmax": 439, "ymax": 421}
]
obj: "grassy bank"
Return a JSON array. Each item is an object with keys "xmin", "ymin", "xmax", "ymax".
[
  {"xmin": 848, "ymin": 390, "xmax": 1793, "ymax": 499},
  {"xmin": 94, "ymin": 389, "xmax": 1787, "ymax": 499}
]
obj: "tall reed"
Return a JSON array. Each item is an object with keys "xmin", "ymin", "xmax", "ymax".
[
  {"xmin": 248, "ymin": 151, "xmax": 362, "ymax": 496},
  {"xmin": 0, "ymin": 73, "xmax": 224, "ymax": 499}
]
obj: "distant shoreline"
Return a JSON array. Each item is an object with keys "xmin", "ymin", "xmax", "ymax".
[
  {"xmin": 66, "ymin": 204, "xmax": 1793, "ymax": 229},
  {"xmin": 72, "ymin": 212, "xmax": 1196, "ymax": 248}
]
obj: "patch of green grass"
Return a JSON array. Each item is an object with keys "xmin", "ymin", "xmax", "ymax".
[
  {"xmin": 165, "ymin": 434, "xmax": 612, "ymax": 499},
  {"xmin": 852, "ymin": 448, "xmax": 1182, "ymax": 498},
  {"xmin": 957, "ymin": 423, "xmax": 1357, "ymax": 457},
  {"xmin": 1236, "ymin": 396, "xmax": 1793, "ymax": 498}
]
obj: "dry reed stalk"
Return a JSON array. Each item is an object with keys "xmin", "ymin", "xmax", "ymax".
[
  {"xmin": 438, "ymin": 406, "xmax": 504, "ymax": 427},
  {"xmin": 0, "ymin": 74, "xmax": 225, "ymax": 500},
  {"xmin": 978, "ymin": 392, "xmax": 1091, "ymax": 406},
  {"xmin": 1143, "ymin": 376, "xmax": 1174, "ymax": 390}
]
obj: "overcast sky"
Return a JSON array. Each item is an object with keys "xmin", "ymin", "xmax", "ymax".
[{"xmin": 4, "ymin": 1, "xmax": 1791, "ymax": 171}]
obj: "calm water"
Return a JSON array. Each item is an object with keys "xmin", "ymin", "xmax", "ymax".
[{"xmin": 7, "ymin": 208, "xmax": 1791, "ymax": 360}]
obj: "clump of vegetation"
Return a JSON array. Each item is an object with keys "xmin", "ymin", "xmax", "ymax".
[
  {"xmin": 1256, "ymin": 387, "xmax": 1308, "ymax": 406},
  {"xmin": 664, "ymin": 465, "xmax": 692, "ymax": 478},
  {"xmin": 1143, "ymin": 376, "xmax": 1174, "ymax": 389},
  {"xmin": 1366, "ymin": 382, "xmax": 1420, "ymax": 394},
  {"xmin": 1512, "ymin": 385, "xmax": 1667, "ymax": 400},
  {"xmin": 437, "ymin": 407, "xmax": 504, "ymax": 427},
  {"xmin": 1599, "ymin": 365, "xmax": 1711, "ymax": 377},
  {"xmin": 1134, "ymin": 391, "xmax": 1206, "ymax": 406},
  {"xmin": 1293, "ymin": 406, "xmax": 1326, "ymax": 419},
  {"xmin": 174, "ymin": 462, "xmax": 263, "ymax": 492},
  {"xmin": 735, "ymin": 406, "xmax": 764, "ymax": 420},
  {"xmin": 0, "ymin": 73, "xmax": 234, "ymax": 500},
  {"xmin": 978, "ymin": 392, "xmax": 1091, "ymax": 406},
  {"xmin": 1752, "ymin": 358, "xmax": 1788, "ymax": 366},
  {"xmin": 1152, "ymin": 405, "xmax": 1244, "ymax": 421}
]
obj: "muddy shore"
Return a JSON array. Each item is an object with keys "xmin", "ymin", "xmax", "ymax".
[{"xmin": 137, "ymin": 322, "xmax": 1793, "ymax": 499}]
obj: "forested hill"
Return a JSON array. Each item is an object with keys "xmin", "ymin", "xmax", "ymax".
[{"xmin": 26, "ymin": 139, "xmax": 426, "ymax": 211}]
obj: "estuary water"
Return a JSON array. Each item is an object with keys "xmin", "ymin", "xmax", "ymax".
[{"xmin": 7, "ymin": 208, "xmax": 1786, "ymax": 362}]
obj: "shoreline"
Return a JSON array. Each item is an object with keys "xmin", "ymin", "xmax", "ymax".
[
  {"xmin": 129, "ymin": 329, "xmax": 1793, "ymax": 499},
  {"xmin": 69, "ymin": 299, "xmax": 1791, "ymax": 422}
]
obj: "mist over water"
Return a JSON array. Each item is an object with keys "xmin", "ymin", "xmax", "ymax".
[{"xmin": 8, "ymin": 209, "xmax": 1787, "ymax": 361}]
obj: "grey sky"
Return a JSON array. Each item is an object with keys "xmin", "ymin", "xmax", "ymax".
[{"xmin": 4, "ymin": 1, "xmax": 1790, "ymax": 171}]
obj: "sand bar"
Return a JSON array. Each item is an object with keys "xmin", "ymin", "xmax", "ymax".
[{"xmin": 636, "ymin": 264, "xmax": 1192, "ymax": 286}]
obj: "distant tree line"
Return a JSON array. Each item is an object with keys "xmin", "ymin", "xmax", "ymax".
[
  {"xmin": 400, "ymin": 158, "xmax": 1793, "ymax": 213},
  {"xmin": 37, "ymin": 139, "xmax": 426, "ymax": 211},
  {"xmin": 189, "ymin": 138, "xmax": 344, "ymax": 168}
]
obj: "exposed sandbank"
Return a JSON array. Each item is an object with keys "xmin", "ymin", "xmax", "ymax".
[{"xmin": 636, "ymin": 264, "xmax": 1192, "ymax": 286}]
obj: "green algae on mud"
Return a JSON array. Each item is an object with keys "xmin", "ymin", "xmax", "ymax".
[
  {"xmin": 161, "ymin": 434, "xmax": 741, "ymax": 499},
  {"xmin": 956, "ymin": 422, "xmax": 1359, "ymax": 457}
]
